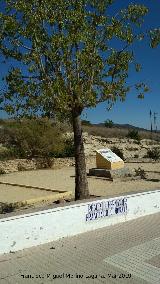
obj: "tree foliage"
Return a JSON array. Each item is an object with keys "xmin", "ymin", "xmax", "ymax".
[
  {"xmin": 150, "ymin": 28, "xmax": 160, "ymax": 48},
  {"xmin": 0, "ymin": 0, "xmax": 150, "ymax": 117},
  {"xmin": 0, "ymin": 1, "xmax": 153, "ymax": 200}
]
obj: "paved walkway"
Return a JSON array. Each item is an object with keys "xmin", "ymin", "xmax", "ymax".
[{"xmin": 0, "ymin": 213, "xmax": 160, "ymax": 284}]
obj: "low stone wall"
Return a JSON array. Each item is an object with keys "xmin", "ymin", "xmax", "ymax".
[
  {"xmin": 0, "ymin": 157, "xmax": 75, "ymax": 174},
  {"xmin": 0, "ymin": 155, "xmax": 98, "ymax": 174}
]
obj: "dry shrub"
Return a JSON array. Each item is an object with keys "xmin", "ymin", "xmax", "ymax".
[
  {"xmin": 1, "ymin": 119, "xmax": 75, "ymax": 161},
  {"xmin": 126, "ymin": 130, "xmax": 140, "ymax": 141},
  {"xmin": 2, "ymin": 118, "xmax": 65, "ymax": 159},
  {"xmin": 0, "ymin": 202, "xmax": 17, "ymax": 214},
  {"xmin": 146, "ymin": 148, "xmax": 160, "ymax": 160},
  {"xmin": 135, "ymin": 167, "xmax": 147, "ymax": 179}
]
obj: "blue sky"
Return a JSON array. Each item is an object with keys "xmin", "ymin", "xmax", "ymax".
[
  {"xmin": 0, "ymin": 0, "xmax": 160, "ymax": 130},
  {"xmin": 83, "ymin": 0, "xmax": 160, "ymax": 130}
]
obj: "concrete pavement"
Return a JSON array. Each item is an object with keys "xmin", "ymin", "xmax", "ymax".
[{"xmin": 0, "ymin": 212, "xmax": 160, "ymax": 284}]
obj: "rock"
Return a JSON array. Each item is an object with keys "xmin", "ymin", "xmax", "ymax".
[{"xmin": 88, "ymin": 167, "xmax": 134, "ymax": 180}]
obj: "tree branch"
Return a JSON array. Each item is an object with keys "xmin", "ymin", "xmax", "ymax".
[{"xmin": 111, "ymin": 34, "xmax": 138, "ymax": 83}]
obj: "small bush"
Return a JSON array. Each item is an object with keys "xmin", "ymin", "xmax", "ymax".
[
  {"xmin": 0, "ymin": 147, "xmax": 16, "ymax": 161},
  {"xmin": 63, "ymin": 138, "xmax": 75, "ymax": 157},
  {"xmin": 43, "ymin": 157, "xmax": 54, "ymax": 168},
  {"xmin": 82, "ymin": 120, "xmax": 91, "ymax": 126},
  {"xmin": 135, "ymin": 167, "xmax": 147, "ymax": 179},
  {"xmin": 146, "ymin": 148, "xmax": 160, "ymax": 161},
  {"xmin": 134, "ymin": 154, "xmax": 139, "ymax": 158},
  {"xmin": 0, "ymin": 203, "xmax": 17, "ymax": 214},
  {"xmin": 111, "ymin": 146, "xmax": 124, "ymax": 160},
  {"xmin": 51, "ymin": 138, "xmax": 75, "ymax": 158},
  {"xmin": 35, "ymin": 157, "xmax": 54, "ymax": 169},
  {"xmin": 17, "ymin": 163, "xmax": 26, "ymax": 171},
  {"xmin": 0, "ymin": 169, "xmax": 5, "ymax": 174},
  {"xmin": 127, "ymin": 130, "xmax": 140, "ymax": 141}
]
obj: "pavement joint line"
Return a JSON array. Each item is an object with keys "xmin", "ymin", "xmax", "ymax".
[
  {"xmin": 104, "ymin": 237, "xmax": 160, "ymax": 284},
  {"xmin": 0, "ymin": 181, "xmax": 67, "ymax": 193},
  {"xmin": 1, "ymin": 192, "xmax": 72, "ymax": 207},
  {"xmin": 18, "ymin": 192, "xmax": 73, "ymax": 205}
]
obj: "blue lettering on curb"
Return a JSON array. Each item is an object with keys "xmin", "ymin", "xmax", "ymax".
[{"xmin": 86, "ymin": 198, "xmax": 127, "ymax": 221}]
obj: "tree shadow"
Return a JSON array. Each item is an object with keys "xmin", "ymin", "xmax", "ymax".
[
  {"xmin": 146, "ymin": 178, "xmax": 160, "ymax": 182},
  {"xmin": 70, "ymin": 174, "xmax": 112, "ymax": 181},
  {"xmin": 145, "ymin": 170, "xmax": 160, "ymax": 174}
]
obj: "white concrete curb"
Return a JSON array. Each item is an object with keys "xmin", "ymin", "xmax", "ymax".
[{"xmin": 0, "ymin": 190, "xmax": 160, "ymax": 255}]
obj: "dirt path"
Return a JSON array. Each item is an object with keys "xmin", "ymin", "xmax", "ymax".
[{"xmin": 0, "ymin": 184, "xmax": 57, "ymax": 203}]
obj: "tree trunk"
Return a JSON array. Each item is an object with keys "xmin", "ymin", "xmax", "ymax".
[{"xmin": 72, "ymin": 111, "xmax": 89, "ymax": 200}]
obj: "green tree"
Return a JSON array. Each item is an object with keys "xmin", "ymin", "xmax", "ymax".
[
  {"xmin": 104, "ymin": 119, "xmax": 114, "ymax": 128},
  {"xmin": 0, "ymin": 1, "xmax": 150, "ymax": 200}
]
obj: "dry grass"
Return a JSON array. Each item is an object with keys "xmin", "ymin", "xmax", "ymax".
[{"xmin": 83, "ymin": 125, "xmax": 160, "ymax": 141}]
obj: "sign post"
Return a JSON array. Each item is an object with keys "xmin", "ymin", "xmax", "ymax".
[{"xmin": 96, "ymin": 148, "xmax": 124, "ymax": 170}]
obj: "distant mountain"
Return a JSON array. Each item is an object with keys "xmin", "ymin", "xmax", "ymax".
[
  {"xmin": 93, "ymin": 123, "xmax": 153, "ymax": 132},
  {"xmin": 114, "ymin": 123, "xmax": 150, "ymax": 131}
]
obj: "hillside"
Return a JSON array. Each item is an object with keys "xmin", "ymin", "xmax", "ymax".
[
  {"xmin": 94, "ymin": 122, "xmax": 152, "ymax": 132},
  {"xmin": 82, "ymin": 124, "xmax": 160, "ymax": 141},
  {"xmin": 88, "ymin": 119, "xmax": 160, "ymax": 133}
]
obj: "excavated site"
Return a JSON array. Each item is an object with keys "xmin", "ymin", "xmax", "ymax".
[{"xmin": 0, "ymin": 132, "xmax": 160, "ymax": 215}]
